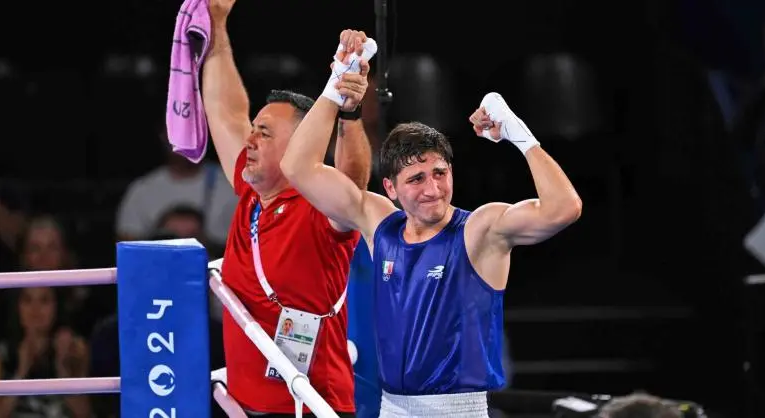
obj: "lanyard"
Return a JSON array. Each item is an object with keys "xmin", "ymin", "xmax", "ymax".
[{"xmin": 250, "ymin": 200, "xmax": 347, "ymax": 318}]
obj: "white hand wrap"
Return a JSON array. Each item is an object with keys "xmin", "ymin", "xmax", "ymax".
[
  {"xmin": 321, "ymin": 39, "xmax": 378, "ymax": 106},
  {"xmin": 480, "ymin": 92, "xmax": 540, "ymax": 154}
]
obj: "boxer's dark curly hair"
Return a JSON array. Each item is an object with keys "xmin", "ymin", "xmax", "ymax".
[
  {"xmin": 266, "ymin": 90, "xmax": 315, "ymax": 120},
  {"xmin": 380, "ymin": 122, "xmax": 453, "ymax": 182}
]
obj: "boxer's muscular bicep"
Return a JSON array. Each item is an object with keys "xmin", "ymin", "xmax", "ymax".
[
  {"xmin": 467, "ymin": 200, "xmax": 568, "ymax": 290},
  {"xmin": 474, "ymin": 200, "xmax": 570, "ymax": 249}
]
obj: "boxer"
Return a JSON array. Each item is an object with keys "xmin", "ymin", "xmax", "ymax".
[{"xmin": 281, "ymin": 39, "xmax": 582, "ymax": 416}]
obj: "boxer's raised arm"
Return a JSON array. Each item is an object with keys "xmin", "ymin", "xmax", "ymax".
[
  {"xmin": 201, "ymin": 0, "xmax": 251, "ymax": 187},
  {"xmin": 281, "ymin": 96, "xmax": 396, "ymax": 237},
  {"xmin": 283, "ymin": 31, "xmax": 396, "ymax": 237},
  {"xmin": 467, "ymin": 93, "xmax": 582, "ymax": 250}
]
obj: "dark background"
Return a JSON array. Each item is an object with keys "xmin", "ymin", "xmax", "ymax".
[{"xmin": 1, "ymin": 0, "xmax": 765, "ymax": 416}]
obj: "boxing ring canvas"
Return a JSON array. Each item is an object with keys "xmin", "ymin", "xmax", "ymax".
[{"xmin": 0, "ymin": 238, "xmax": 355, "ymax": 418}]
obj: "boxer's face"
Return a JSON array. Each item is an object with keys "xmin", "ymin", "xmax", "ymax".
[
  {"xmin": 384, "ymin": 152, "xmax": 453, "ymax": 225},
  {"xmin": 243, "ymin": 103, "xmax": 298, "ymax": 190}
]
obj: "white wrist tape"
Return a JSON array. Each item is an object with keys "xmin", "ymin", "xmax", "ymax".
[
  {"xmin": 480, "ymin": 92, "xmax": 540, "ymax": 154},
  {"xmin": 322, "ymin": 38, "xmax": 378, "ymax": 106}
]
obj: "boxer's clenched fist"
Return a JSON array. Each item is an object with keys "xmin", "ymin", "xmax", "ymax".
[
  {"xmin": 471, "ymin": 92, "xmax": 540, "ymax": 155},
  {"xmin": 469, "ymin": 107, "xmax": 502, "ymax": 142}
]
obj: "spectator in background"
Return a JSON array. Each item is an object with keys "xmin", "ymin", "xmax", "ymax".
[
  {"xmin": 154, "ymin": 206, "xmax": 205, "ymax": 242},
  {"xmin": 0, "ymin": 287, "xmax": 91, "ymax": 418},
  {"xmin": 149, "ymin": 204, "xmax": 227, "ymax": 257},
  {"xmin": 597, "ymin": 393, "xmax": 683, "ymax": 418},
  {"xmin": 115, "ymin": 128, "xmax": 238, "ymax": 249},
  {"xmin": 17, "ymin": 216, "xmax": 76, "ymax": 273},
  {"xmin": 13, "ymin": 216, "xmax": 109, "ymax": 339}
]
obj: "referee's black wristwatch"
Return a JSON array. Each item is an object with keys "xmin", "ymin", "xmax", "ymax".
[{"xmin": 338, "ymin": 104, "xmax": 362, "ymax": 121}]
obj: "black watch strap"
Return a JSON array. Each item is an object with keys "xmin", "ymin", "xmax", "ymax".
[{"xmin": 338, "ymin": 104, "xmax": 362, "ymax": 121}]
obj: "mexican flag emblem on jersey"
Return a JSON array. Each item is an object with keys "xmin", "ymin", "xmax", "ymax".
[{"xmin": 383, "ymin": 261, "xmax": 394, "ymax": 275}]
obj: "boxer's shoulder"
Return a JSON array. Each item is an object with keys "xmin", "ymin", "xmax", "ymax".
[{"xmin": 465, "ymin": 202, "xmax": 513, "ymax": 234}]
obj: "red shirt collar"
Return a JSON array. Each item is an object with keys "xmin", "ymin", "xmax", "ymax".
[{"xmin": 253, "ymin": 187, "xmax": 300, "ymax": 206}]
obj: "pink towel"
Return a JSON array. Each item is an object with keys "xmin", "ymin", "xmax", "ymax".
[{"xmin": 166, "ymin": 0, "xmax": 211, "ymax": 163}]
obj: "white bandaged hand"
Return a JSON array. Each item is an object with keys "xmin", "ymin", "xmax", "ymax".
[
  {"xmin": 480, "ymin": 92, "xmax": 540, "ymax": 154},
  {"xmin": 322, "ymin": 39, "xmax": 378, "ymax": 106}
]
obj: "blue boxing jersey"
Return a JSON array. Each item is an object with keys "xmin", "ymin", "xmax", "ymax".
[{"xmin": 372, "ymin": 208, "xmax": 506, "ymax": 395}]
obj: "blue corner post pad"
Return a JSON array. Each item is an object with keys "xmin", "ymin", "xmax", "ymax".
[
  {"xmin": 347, "ymin": 239, "xmax": 381, "ymax": 418},
  {"xmin": 116, "ymin": 239, "xmax": 210, "ymax": 418}
]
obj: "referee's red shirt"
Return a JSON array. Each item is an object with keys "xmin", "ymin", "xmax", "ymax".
[{"xmin": 221, "ymin": 150, "xmax": 359, "ymax": 413}]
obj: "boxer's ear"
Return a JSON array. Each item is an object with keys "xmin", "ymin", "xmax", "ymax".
[{"xmin": 382, "ymin": 177, "xmax": 397, "ymax": 201}]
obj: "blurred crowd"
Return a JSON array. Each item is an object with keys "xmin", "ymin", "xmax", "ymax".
[{"xmin": 0, "ymin": 136, "xmax": 232, "ymax": 417}]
